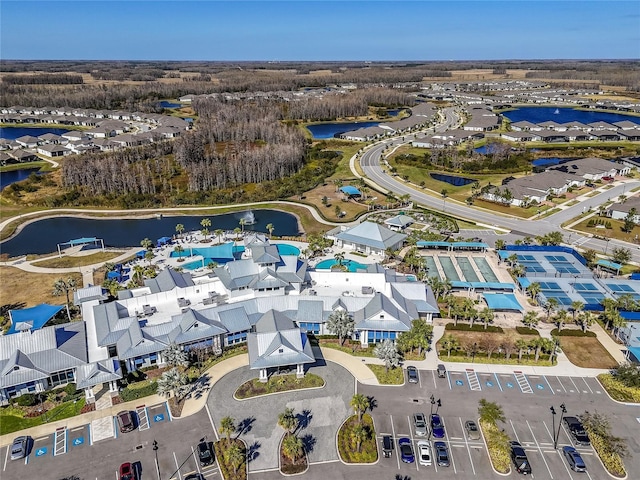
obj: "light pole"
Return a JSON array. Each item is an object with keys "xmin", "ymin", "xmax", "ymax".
[
  {"xmin": 556, "ymin": 403, "xmax": 566, "ymax": 449},
  {"xmin": 430, "ymin": 394, "xmax": 436, "ymax": 416},
  {"xmin": 472, "ymin": 342, "xmax": 477, "ymax": 363},
  {"xmin": 153, "ymin": 439, "xmax": 160, "ymax": 480},
  {"xmin": 550, "ymin": 406, "xmax": 556, "ymax": 448},
  {"xmin": 435, "ymin": 398, "xmax": 442, "ymax": 415}
]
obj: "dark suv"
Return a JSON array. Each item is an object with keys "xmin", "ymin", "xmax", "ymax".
[
  {"xmin": 117, "ymin": 410, "xmax": 135, "ymax": 433},
  {"xmin": 197, "ymin": 441, "xmax": 214, "ymax": 466},
  {"xmin": 382, "ymin": 435, "xmax": 394, "ymax": 458},
  {"xmin": 563, "ymin": 416, "xmax": 590, "ymax": 446},
  {"xmin": 510, "ymin": 441, "xmax": 532, "ymax": 475}
]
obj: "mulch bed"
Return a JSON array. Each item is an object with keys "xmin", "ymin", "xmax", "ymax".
[
  {"xmin": 80, "ymin": 403, "xmax": 96, "ymax": 414},
  {"xmin": 111, "ymin": 395, "xmax": 123, "ymax": 405},
  {"xmin": 168, "ymin": 396, "xmax": 185, "ymax": 417},
  {"xmin": 280, "ymin": 433, "xmax": 307, "ymax": 475}
]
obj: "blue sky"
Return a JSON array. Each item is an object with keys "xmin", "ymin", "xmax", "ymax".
[{"xmin": 2, "ymin": 1, "xmax": 639, "ymax": 60}]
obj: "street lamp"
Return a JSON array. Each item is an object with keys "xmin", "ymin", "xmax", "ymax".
[
  {"xmin": 435, "ymin": 398, "xmax": 442, "ymax": 415},
  {"xmin": 556, "ymin": 403, "xmax": 567, "ymax": 449},
  {"xmin": 153, "ymin": 439, "xmax": 160, "ymax": 480},
  {"xmin": 550, "ymin": 406, "xmax": 557, "ymax": 448},
  {"xmin": 430, "ymin": 394, "xmax": 436, "ymax": 416},
  {"xmin": 472, "ymin": 342, "xmax": 477, "ymax": 363}
]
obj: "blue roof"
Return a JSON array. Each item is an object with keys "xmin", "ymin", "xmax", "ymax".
[
  {"xmin": 483, "ymin": 293, "xmax": 524, "ymax": 311},
  {"xmin": 61, "ymin": 237, "xmax": 98, "ymax": 246},
  {"xmin": 628, "ymin": 346, "xmax": 640, "ymax": 362},
  {"xmin": 451, "ymin": 281, "xmax": 515, "ymax": 291},
  {"xmin": 597, "ymin": 259, "xmax": 623, "ymax": 271},
  {"xmin": 7, "ymin": 304, "xmax": 64, "ymax": 334},
  {"xmin": 621, "ymin": 311, "xmax": 640, "ymax": 320},
  {"xmin": 157, "ymin": 236, "xmax": 172, "ymax": 245},
  {"xmin": 630, "ymin": 273, "xmax": 640, "ymax": 280},
  {"xmin": 518, "ymin": 277, "xmax": 532, "ymax": 288},
  {"xmin": 136, "ymin": 250, "xmax": 147, "ymax": 258},
  {"xmin": 340, "ymin": 186, "xmax": 361, "ymax": 196}
]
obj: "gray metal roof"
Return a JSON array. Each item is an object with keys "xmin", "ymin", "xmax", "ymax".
[
  {"xmin": 144, "ymin": 268, "xmax": 195, "ymax": 293},
  {"xmin": 255, "ymin": 310, "xmax": 295, "ymax": 333},
  {"xmin": 334, "ymin": 222, "xmax": 407, "ymax": 250},
  {"xmin": 247, "ymin": 329, "xmax": 315, "ymax": 370},
  {"xmin": 353, "ymin": 293, "xmax": 413, "ymax": 331},
  {"xmin": 250, "ymin": 245, "xmax": 280, "ymax": 264},
  {"xmin": 75, "ymin": 360, "xmax": 122, "ymax": 389},
  {"xmin": 218, "ymin": 307, "xmax": 252, "ymax": 333}
]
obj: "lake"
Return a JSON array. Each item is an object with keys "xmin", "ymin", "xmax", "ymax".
[
  {"xmin": 0, "ymin": 168, "xmax": 41, "ymax": 190},
  {"xmin": 502, "ymin": 107, "xmax": 640, "ymax": 126},
  {"xmin": 158, "ymin": 100, "xmax": 182, "ymax": 108},
  {"xmin": 0, "ymin": 209, "xmax": 301, "ymax": 256},
  {"xmin": 0, "ymin": 127, "xmax": 71, "ymax": 140},
  {"xmin": 306, "ymin": 121, "xmax": 381, "ymax": 139}
]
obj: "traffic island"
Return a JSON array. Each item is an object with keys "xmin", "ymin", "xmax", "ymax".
[
  {"xmin": 279, "ymin": 432, "xmax": 308, "ymax": 475},
  {"xmin": 234, "ymin": 373, "xmax": 324, "ymax": 400},
  {"xmin": 337, "ymin": 414, "xmax": 378, "ymax": 464}
]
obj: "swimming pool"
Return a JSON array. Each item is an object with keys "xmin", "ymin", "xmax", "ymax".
[
  {"xmin": 315, "ymin": 259, "xmax": 368, "ymax": 272},
  {"xmin": 276, "ymin": 244, "xmax": 301, "ymax": 256}
]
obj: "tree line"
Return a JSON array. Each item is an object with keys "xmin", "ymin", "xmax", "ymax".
[{"xmin": 1, "ymin": 73, "xmax": 84, "ymax": 85}]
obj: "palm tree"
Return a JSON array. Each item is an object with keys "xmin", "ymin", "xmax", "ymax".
[
  {"xmin": 441, "ymin": 333, "xmax": 459, "ymax": 358},
  {"xmin": 526, "ymin": 282, "xmax": 541, "ymax": 305},
  {"xmin": 440, "ymin": 188, "xmax": 448, "ymax": 210},
  {"xmin": 373, "ymin": 339, "xmax": 401, "ymax": 373},
  {"xmin": 399, "ymin": 193, "xmax": 411, "ymax": 206},
  {"xmin": 334, "ymin": 178, "xmax": 343, "ymax": 192},
  {"xmin": 494, "ymin": 239, "xmax": 506, "ymax": 251},
  {"xmin": 282, "ymin": 433, "xmax": 304, "ymax": 465},
  {"xmin": 350, "ymin": 394, "xmax": 370, "ymax": 424},
  {"xmin": 515, "ymin": 339, "xmax": 529, "ymax": 362},
  {"xmin": 577, "ymin": 311, "xmax": 596, "ymax": 333},
  {"xmin": 530, "ymin": 338, "xmax": 545, "ymax": 362},
  {"xmin": 611, "ymin": 313, "xmax": 627, "ymax": 340},
  {"xmin": 52, "ymin": 277, "xmax": 77, "ymax": 321},
  {"xmin": 350, "ymin": 423, "xmax": 370, "ymax": 453},
  {"xmin": 141, "ymin": 237, "xmax": 153, "ymax": 250},
  {"xmin": 544, "ymin": 298, "xmax": 559, "ymax": 322},
  {"xmin": 522, "ymin": 311, "xmax": 539, "ymax": 330},
  {"xmin": 156, "ymin": 368, "xmax": 188, "ymax": 402},
  {"xmin": 224, "ymin": 443, "xmax": 244, "ymax": 475},
  {"xmin": 278, "ymin": 407, "xmax": 298, "ymax": 434},
  {"xmin": 326, "ymin": 310, "xmax": 354, "ymax": 346},
  {"xmin": 162, "ymin": 343, "xmax": 189, "ymax": 369},
  {"xmin": 220, "ymin": 416, "xmax": 236, "ymax": 447},
  {"xmin": 333, "ymin": 251, "xmax": 345, "ymax": 268},
  {"xmin": 174, "ymin": 244, "xmax": 185, "ymax": 260},
  {"xmin": 175, "ymin": 223, "xmax": 185, "ymax": 239},
  {"xmin": 570, "ymin": 301, "xmax": 584, "ymax": 323},
  {"xmin": 506, "ymin": 254, "xmax": 518, "ymax": 266},
  {"xmin": 479, "ymin": 307, "xmax": 494, "ymax": 330},
  {"xmin": 200, "ymin": 218, "xmax": 211, "ymax": 240},
  {"xmin": 266, "ymin": 223, "xmax": 275, "ymax": 239},
  {"xmin": 131, "ymin": 264, "xmax": 145, "ymax": 286},
  {"xmin": 553, "ymin": 308, "xmax": 568, "ymax": 332},
  {"xmin": 214, "ymin": 229, "xmax": 224, "ymax": 245},
  {"xmin": 239, "ymin": 218, "xmax": 246, "ymax": 232}
]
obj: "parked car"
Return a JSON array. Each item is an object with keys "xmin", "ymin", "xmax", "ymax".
[
  {"xmin": 407, "ymin": 366, "xmax": 418, "ymax": 384},
  {"xmin": 398, "ymin": 437, "xmax": 415, "ymax": 463},
  {"xmin": 563, "ymin": 416, "xmax": 590, "ymax": 446},
  {"xmin": 562, "ymin": 446, "xmax": 587, "ymax": 472},
  {"xmin": 119, "ymin": 462, "xmax": 136, "ymax": 480},
  {"xmin": 510, "ymin": 441, "xmax": 532, "ymax": 475},
  {"xmin": 437, "ymin": 364, "xmax": 447, "ymax": 378},
  {"xmin": 430, "ymin": 413, "xmax": 445, "ymax": 438},
  {"xmin": 464, "ymin": 420, "xmax": 480, "ymax": 440},
  {"xmin": 603, "ymin": 176, "xmax": 614, "ymax": 181},
  {"xmin": 382, "ymin": 435, "xmax": 394, "ymax": 458},
  {"xmin": 116, "ymin": 410, "xmax": 135, "ymax": 433},
  {"xmin": 10, "ymin": 436, "xmax": 30, "ymax": 461},
  {"xmin": 434, "ymin": 441, "xmax": 450, "ymax": 467},
  {"xmin": 198, "ymin": 440, "xmax": 214, "ymax": 466},
  {"xmin": 417, "ymin": 440, "xmax": 432, "ymax": 466},
  {"xmin": 184, "ymin": 475, "xmax": 205, "ymax": 480},
  {"xmin": 413, "ymin": 412, "xmax": 428, "ymax": 437}
]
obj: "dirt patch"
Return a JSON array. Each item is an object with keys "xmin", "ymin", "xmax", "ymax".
[
  {"xmin": 560, "ymin": 337, "xmax": 618, "ymax": 369},
  {"xmin": 292, "ymin": 182, "xmax": 370, "ymax": 222},
  {"xmin": 0, "ymin": 266, "xmax": 83, "ymax": 308}
]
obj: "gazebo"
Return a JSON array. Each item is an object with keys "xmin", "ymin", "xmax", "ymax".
[{"xmin": 57, "ymin": 237, "xmax": 104, "ymax": 257}]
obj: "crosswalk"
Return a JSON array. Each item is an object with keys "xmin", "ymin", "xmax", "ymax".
[
  {"xmin": 466, "ymin": 369, "xmax": 481, "ymax": 391},
  {"xmin": 137, "ymin": 406, "xmax": 150, "ymax": 431},
  {"xmin": 514, "ymin": 371, "xmax": 533, "ymax": 394}
]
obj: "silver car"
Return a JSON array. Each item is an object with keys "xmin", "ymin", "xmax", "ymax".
[
  {"xmin": 465, "ymin": 420, "xmax": 481, "ymax": 440},
  {"xmin": 10, "ymin": 436, "xmax": 29, "ymax": 460},
  {"xmin": 413, "ymin": 412, "xmax": 428, "ymax": 436}
]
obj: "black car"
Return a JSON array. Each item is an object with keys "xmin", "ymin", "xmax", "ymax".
[
  {"xmin": 407, "ymin": 366, "xmax": 418, "ymax": 383},
  {"xmin": 563, "ymin": 416, "xmax": 590, "ymax": 446},
  {"xmin": 382, "ymin": 435, "xmax": 394, "ymax": 458},
  {"xmin": 562, "ymin": 446, "xmax": 587, "ymax": 472},
  {"xmin": 510, "ymin": 441, "xmax": 532, "ymax": 475},
  {"xmin": 197, "ymin": 441, "xmax": 215, "ymax": 466},
  {"xmin": 116, "ymin": 411, "xmax": 135, "ymax": 433}
]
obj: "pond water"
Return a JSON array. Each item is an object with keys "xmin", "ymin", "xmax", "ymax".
[
  {"xmin": 502, "ymin": 107, "xmax": 640, "ymax": 126},
  {"xmin": 0, "ymin": 168, "xmax": 41, "ymax": 190},
  {"xmin": 0, "ymin": 127, "xmax": 71, "ymax": 140},
  {"xmin": 158, "ymin": 100, "xmax": 182, "ymax": 108},
  {"xmin": 531, "ymin": 157, "xmax": 574, "ymax": 167},
  {"xmin": 430, "ymin": 172, "xmax": 476, "ymax": 186},
  {"xmin": 0, "ymin": 209, "xmax": 301, "ymax": 257},
  {"xmin": 306, "ymin": 121, "xmax": 381, "ymax": 139}
]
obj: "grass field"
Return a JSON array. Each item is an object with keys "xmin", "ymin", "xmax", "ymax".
[
  {"xmin": 570, "ymin": 215, "xmax": 640, "ymax": 244},
  {"xmin": 559, "ymin": 337, "xmax": 618, "ymax": 369},
  {"xmin": 0, "ymin": 267, "xmax": 83, "ymax": 307},
  {"xmin": 31, "ymin": 251, "xmax": 125, "ymax": 268}
]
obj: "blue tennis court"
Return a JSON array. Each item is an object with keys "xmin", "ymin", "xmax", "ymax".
[
  {"xmin": 573, "ymin": 282, "xmax": 598, "ymax": 291},
  {"xmin": 543, "ymin": 295, "xmax": 573, "ymax": 306},
  {"xmin": 609, "ymin": 284, "xmax": 634, "ymax": 293},
  {"xmin": 554, "ymin": 265, "xmax": 581, "ymax": 274},
  {"xmin": 523, "ymin": 262, "xmax": 547, "ymax": 273},
  {"xmin": 538, "ymin": 281, "xmax": 561, "ymax": 290},
  {"xmin": 545, "ymin": 255, "xmax": 570, "ymax": 262}
]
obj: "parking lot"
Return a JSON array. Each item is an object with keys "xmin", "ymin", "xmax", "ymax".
[
  {"xmin": 2, "ymin": 402, "xmax": 217, "ymax": 480},
  {"xmin": 358, "ymin": 367, "xmax": 639, "ymax": 480}
]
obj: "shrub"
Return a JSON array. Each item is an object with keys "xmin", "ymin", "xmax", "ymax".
[
  {"xmin": 337, "ymin": 415, "xmax": 377, "ymax": 463},
  {"xmin": 580, "ymin": 411, "xmax": 627, "ymax": 477},
  {"xmin": 445, "ymin": 323, "xmax": 504, "ymax": 333},
  {"xmin": 598, "ymin": 374, "xmax": 640, "ymax": 403},
  {"xmin": 479, "ymin": 420, "xmax": 511, "ymax": 474},
  {"xmin": 120, "ymin": 380, "xmax": 157, "ymax": 402},
  {"xmin": 550, "ymin": 328, "xmax": 596, "ymax": 337},
  {"xmin": 515, "ymin": 326, "xmax": 540, "ymax": 336},
  {"xmin": 64, "ymin": 383, "xmax": 78, "ymax": 396},
  {"xmin": 15, "ymin": 393, "xmax": 38, "ymax": 407}
]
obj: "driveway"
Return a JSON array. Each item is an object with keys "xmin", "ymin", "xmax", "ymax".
[{"xmin": 206, "ymin": 360, "xmax": 355, "ymax": 473}]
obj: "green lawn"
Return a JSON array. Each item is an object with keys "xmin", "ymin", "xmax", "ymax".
[
  {"xmin": 0, "ymin": 399, "xmax": 86, "ymax": 435},
  {"xmin": 367, "ymin": 365, "xmax": 404, "ymax": 385}
]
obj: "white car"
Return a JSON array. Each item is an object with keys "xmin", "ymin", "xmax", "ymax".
[{"xmin": 417, "ymin": 440, "xmax": 432, "ymax": 466}]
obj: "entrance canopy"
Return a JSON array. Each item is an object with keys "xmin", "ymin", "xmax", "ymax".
[
  {"xmin": 60, "ymin": 237, "xmax": 99, "ymax": 247},
  {"xmin": 482, "ymin": 293, "xmax": 524, "ymax": 312},
  {"xmin": 8, "ymin": 303, "xmax": 64, "ymax": 334}
]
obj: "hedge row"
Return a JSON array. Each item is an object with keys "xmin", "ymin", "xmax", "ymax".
[
  {"xmin": 120, "ymin": 380, "xmax": 157, "ymax": 402},
  {"xmin": 515, "ymin": 327, "xmax": 540, "ymax": 336},
  {"xmin": 550, "ymin": 328, "xmax": 596, "ymax": 337},
  {"xmin": 445, "ymin": 323, "xmax": 504, "ymax": 333}
]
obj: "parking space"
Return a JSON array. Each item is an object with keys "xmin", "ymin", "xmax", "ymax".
[
  {"xmin": 477, "ymin": 372, "xmax": 500, "ymax": 391},
  {"xmin": 527, "ymin": 374, "xmax": 553, "ymax": 395},
  {"xmin": 53, "ymin": 427, "xmax": 66, "ymax": 456},
  {"xmin": 136, "ymin": 405, "xmax": 150, "ymax": 431},
  {"xmin": 447, "ymin": 370, "xmax": 467, "ymax": 390},
  {"xmin": 148, "ymin": 402, "xmax": 171, "ymax": 425},
  {"xmin": 68, "ymin": 425, "xmax": 89, "ymax": 449},
  {"xmin": 495, "ymin": 373, "xmax": 522, "ymax": 395}
]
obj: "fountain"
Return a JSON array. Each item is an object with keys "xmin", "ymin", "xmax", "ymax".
[{"xmin": 241, "ymin": 210, "xmax": 256, "ymax": 225}]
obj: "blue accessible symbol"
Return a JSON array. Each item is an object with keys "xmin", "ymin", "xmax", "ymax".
[
  {"xmin": 35, "ymin": 447, "xmax": 47, "ymax": 457},
  {"xmin": 506, "ymin": 382, "xmax": 514, "ymax": 388},
  {"xmin": 154, "ymin": 414, "xmax": 165, "ymax": 422},
  {"xmin": 455, "ymin": 380, "xmax": 464, "ymax": 386},
  {"xmin": 73, "ymin": 437, "xmax": 84, "ymax": 446},
  {"xmin": 486, "ymin": 381, "xmax": 494, "ymax": 388},
  {"xmin": 537, "ymin": 384, "xmax": 545, "ymax": 390}
]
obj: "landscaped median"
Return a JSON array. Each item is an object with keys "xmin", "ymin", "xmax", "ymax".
[
  {"xmin": 234, "ymin": 374, "xmax": 324, "ymax": 400},
  {"xmin": 597, "ymin": 363, "xmax": 640, "ymax": 403},
  {"xmin": 477, "ymin": 399, "xmax": 511, "ymax": 475},
  {"xmin": 337, "ymin": 414, "xmax": 378, "ymax": 464},
  {"xmin": 581, "ymin": 411, "xmax": 628, "ymax": 478},
  {"xmin": 366, "ymin": 364, "xmax": 404, "ymax": 385}
]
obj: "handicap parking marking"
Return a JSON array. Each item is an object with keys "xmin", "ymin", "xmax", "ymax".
[
  {"xmin": 35, "ymin": 447, "xmax": 47, "ymax": 457},
  {"xmin": 153, "ymin": 413, "xmax": 165, "ymax": 422},
  {"xmin": 72, "ymin": 437, "xmax": 84, "ymax": 446},
  {"xmin": 53, "ymin": 428, "xmax": 67, "ymax": 456},
  {"xmin": 137, "ymin": 405, "xmax": 150, "ymax": 431}
]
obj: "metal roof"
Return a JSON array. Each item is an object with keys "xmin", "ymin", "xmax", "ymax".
[{"xmin": 334, "ymin": 222, "xmax": 407, "ymax": 250}]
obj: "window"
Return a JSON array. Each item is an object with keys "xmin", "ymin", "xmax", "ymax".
[
  {"xmin": 278, "ymin": 348, "xmax": 284, "ymax": 354},
  {"xmin": 49, "ymin": 369, "xmax": 75, "ymax": 387},
  {"xmin": 107, "ymin": 345, "xmax": 118, "ymax": 358}
]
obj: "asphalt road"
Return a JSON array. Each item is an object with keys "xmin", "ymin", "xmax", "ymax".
[
  {"xmin": 358, "ymin": 108, "xmax": 640, "ymax": 263},
  {"xmin": 2, "ymin": 404, "xmax": 217, "ymax": 480}
]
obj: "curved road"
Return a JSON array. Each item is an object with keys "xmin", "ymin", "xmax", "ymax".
[{"xmin": 357, "ymin": 107, "xmax": 640, "ymax": 263}]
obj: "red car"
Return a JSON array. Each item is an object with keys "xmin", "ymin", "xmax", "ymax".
[
  {"xmin": 120, "ymin": 462, "xmax": 135, "ymax": 480},
  {"xmin": 602, "ymin": 176, "xmax": 613, "ymax": 181}
]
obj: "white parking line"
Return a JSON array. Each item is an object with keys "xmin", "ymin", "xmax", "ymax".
[
  {"xmin": 54, "ymin": 428, "xmax": 67, "ymax": 456},
  {"xmin": 568, "ymin": 376, "xmax": 580, "ymax": 393},
  {"xmin": 581, "ymin": 377, "xmax": 594, "ymax": 394},
  {"xmin": 391, "ymin": 415, "xmax": 400, "ymax": 470},
  {"xmin": 446, "ymin": 371, "xmax": 453, "ymax": 390},
  {"xmin": 3, "ymin": 445, "xmax": 9, "ymax": 471},
  {"xmin": 544, "ymin": 375, "xmax": 556, "ymax": 395},
  {"xmin": 432, "ymin": 369, "xmax": 437, "ymax": 390},
  {"xmin": 205, "ymin": 403, "xmax": 219, "ymax": 442},
  {"xmin": 173, "ymin": 451, "xmax": 182, "ymax": 480},
  {"xmin": 458, "ymin": 417, "xmax": 476, "ymax": 475},
  {"xmin": 514, "ymin": 371, "xmax": 533, "ymax": 394},
  {"xmin": 493, "ymin": 372, "xmax": 503, "ymax": 391},
  {"xmin": 466, "ymin": 369, "xmax": 481, "ymax": 391},
  {"xmin": 526, "ymin": 420, "xmax": 554, "ymax": 479},
  {"xmin": 407, "ymin": 416, "xmax": 419, "ymax": 472},
  {"xmin": 555, "ymin": 376, "xmax": 568, "ymax": 393},
  {"xmin": 418, "ymin": 368, "xmax": 423, "ymax": 389},
  {"xmin": 191, "ymin": 445, "xmax": 202, "ymax": 475}
]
